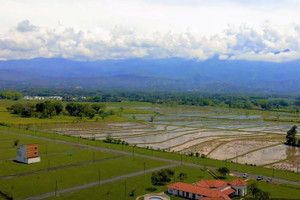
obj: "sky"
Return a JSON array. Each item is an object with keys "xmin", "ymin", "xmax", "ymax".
[{"xmin": 0, "ymin": 0, "xmax": 300, "ymax": 62}]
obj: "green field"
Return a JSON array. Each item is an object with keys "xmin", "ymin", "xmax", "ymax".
[
  {"xmin": 45, "ymin": 165, "xmax": 300, "ymax": 200},
  {"xmin": 0, "ymin": 100, "xmax": 151, "ymax": 125},
  {"xmin": 1, "ymin": 99, "xmax": 300, "ymax": 200},
  {"xmin": 0, "ymin": 155, "xmax": 169, "ymax": 199}
]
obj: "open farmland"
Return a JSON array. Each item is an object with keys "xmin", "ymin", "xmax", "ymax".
[
  {"xmin": 18, "ymin": 101, "xmax": 299, "ymax": 173},
  {"xmin": 1, "ymin": 100, "xmax": 300, "ymax": 199},
  {"xmin": 0, "ymin": 129, "xmax": 171, "ymax": 200}
]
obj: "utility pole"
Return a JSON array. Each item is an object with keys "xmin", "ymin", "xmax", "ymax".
[
  {"xmin": 55, "ymin": 180, "xmax": 58, "ymax": 196},
  {"xmin": 173, "ymin": 169, "xmax": 176, "ymax": 182},
  {"xmin": 98, "ymin": 171, "xmax": 101, "ymax": 186},
  {"xmin": 181, "ymin": 154, "xmax": 183, "ymax": 165},
  {"xmin": 48, "ymin": 160, "xmax": 50, "ymax": 172},
  {"xmin": 132, "ymin": 146, "xmax": 135, "ymax": 156},
  {"xmin": 297, "ymin": 161, "xmax": 299, "ymax": 181},
  {"xmin": 124, "ymin": 180, "xmax": 127, "ymax": 199}
]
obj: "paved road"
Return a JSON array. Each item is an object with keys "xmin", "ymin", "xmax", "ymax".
[
  {"xmin": 23, "ymin": 163, "xmax": 179, "ymax": 200},
  {"xmin": 1, "ymin": 129, "xmax": 300, "ymax": 200}
]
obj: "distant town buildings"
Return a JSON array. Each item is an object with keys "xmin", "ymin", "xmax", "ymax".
[
  {"xmin": 167, "ymin": 179, "xmax": 247, "ymax": 200},
  {"xmin": 23, "ymin": 96, "xmax": 63, "ymax": 101},
  {"xmin": 16, "ymin": 144, "xmax": 40, "ymax": 164}
]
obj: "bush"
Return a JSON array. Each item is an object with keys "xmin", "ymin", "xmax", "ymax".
[
  {"xmin": 151, "ymin": 169, "xmax": 174, "ymax": 186},
  {"xmin": 217, "ymin": 167, "xmax": 230, "ymax": 178}
]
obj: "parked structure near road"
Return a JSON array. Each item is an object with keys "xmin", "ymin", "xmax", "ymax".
[
  {"xmin": 16, "ymin": 144, "xmax": 40, "ymax": 164},
  {"xmin": 167, "ymin": 179, "xmax": 247, "ymax": 200}
]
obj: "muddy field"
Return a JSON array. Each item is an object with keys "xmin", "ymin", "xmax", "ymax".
[{"xmin": 34, "ymin": 105, "xmax": 300, "ymax": 172}]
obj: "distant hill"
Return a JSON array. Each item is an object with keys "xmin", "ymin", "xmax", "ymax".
[{"xmin": 0, "ymin": 57, "xmax": 300, "ymax": 94}]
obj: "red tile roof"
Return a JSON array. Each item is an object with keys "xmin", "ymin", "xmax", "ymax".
[
  {"xmin": 167, "ymin": 182, "xmax": 223, "ymax": 197},
  {"xmin": 221, "ymin": 187, "xmax": 235, "ymax": 196},
  {"xmin": 196, "ymin": 180, "xmax": 228, "ymax": 189},
  {"xmin": 229, "ymin": 179, "xmax": 247, "ymax": 186},
  {"xmin": 167, "ymin": 179, "xmax": 246, "ymax": 200}
]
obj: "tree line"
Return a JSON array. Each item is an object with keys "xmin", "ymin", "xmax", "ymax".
[
  {"xmin": 3, "ymin": 89, "xmax": 300, "ymax": 111},
  {"xmin": 0, "ymin": 91, "xmax": 22, "ymax": 100},
  {"xmin": 7, "ymin": 101, "xmax": 113, "ymax": 119}
]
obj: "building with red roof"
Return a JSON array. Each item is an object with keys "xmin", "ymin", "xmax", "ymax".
[{"xmin": 167, "ymin": 179, "xmax": 247, "ymax": 200}]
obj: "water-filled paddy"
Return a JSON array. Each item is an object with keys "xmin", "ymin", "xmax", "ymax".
[{"xmin": 38, "ymin": 105, "xmax": 299, "ymax": 171}]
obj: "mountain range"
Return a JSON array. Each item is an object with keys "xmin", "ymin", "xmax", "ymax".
[{"xmin": 0, "ymin": 57, "xmax": 300, "ymax": 94}]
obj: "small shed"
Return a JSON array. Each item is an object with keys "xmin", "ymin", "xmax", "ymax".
[{"xmin": 16, "ymin": 144, "xmax": 40, "ymax": 164}]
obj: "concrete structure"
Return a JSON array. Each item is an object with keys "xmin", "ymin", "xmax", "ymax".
[
  {"xmin": 167, "ymin": 179, "xmax": 247, "ymax": 200},
  {"xmin": 137, "ymin": 192, "xmax": 170, "ymax": 200},
  {"xmin": 16, "ymin": 144, "xmax": 40, "ymax": 164}
]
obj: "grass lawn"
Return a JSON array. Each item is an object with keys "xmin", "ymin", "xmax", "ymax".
[
  {"xmin": 45, "ymin": 165, "xmax": 215, "ymax": 200},
  {"xmin": 0, "ymin": 156, "xmax": 170, "ymax": 200},
  {"xmin": 247, "ymin": 180, "xmax": 300, "ymax": 199},
  {"xmin": 0, "ymin": 149, "xmax": 116, "ymax": 177},
  {"xmin": 0, "ymin": 136, "xmax": 49, "ymax": 148},
  {"xmin": 45, "ymin": 165, "xmax": 300, "ymax": 200},
  {"xmin": 0, "ymin": 141, "xmax": 81, "ymax": 160}
]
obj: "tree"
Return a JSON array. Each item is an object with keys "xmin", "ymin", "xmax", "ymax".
[
  {"xmin": 43, "ymin": 101, "xmax": 56, "ymax": 118},
  {"xmin": 0, "ymin": 90, "xmax": 22, "ymax": 100},
  {"xmin": 217, "ymin": 167, "xmax": 230, "ymax": 177},
  {"xmin": 21, "ymin": 103, "xmax": 34, "ymax": 117},
  {"xmin": 149, "ymin": 116, "xmax": 155, "ymax": 122},
  {"xmin": 177, "ymin": 172, "xmax": 187, "ymax": 182},
  {"xmin": 256, "ymin": 190, "xmax": 270, "ymax": 200},
  {"xmin": 91, "ymin": 103, "xmax": 106, "ymax": 112},
  {"xmin": 286, "ymin": 125, "xmax": 297, "ymax": 146},
  {"xmin": 66, "ymin": 103, "xmax": 86, "ymax": 117},
  {"xmin": 36, "ymin": 101, "xmax": 56, "ymax": 118},
  {"xmin": 151, "ymin": 169, "xmax": 174, "ymax": 186},
  {"xmin": 66, "ymin": 103, "xmax": 78, "ymax": 116},
  {"xmin": 14, "ymin": 139, "xmax": 19, "ymax": 147},
  {"xmin": 53, "ymin": 101, "xmax": 63, "ymax": 115},
  {"xmin": 248, "ymin": 183, "xmax": 270, "ymax": 200},
  {"xmin": 9, "ymin": 103, "xmax": 23, "ymax": 114},
  {"xmin": 99, "ymin": 112, "xmax": 108, "ymax": 120},
  {"xmin": 84, "ymin": 106, "xmax": 96, "ymax": 119},
  {"xmin": 248, "ymin": 183, "xmax": 260, "ymax": 196}
]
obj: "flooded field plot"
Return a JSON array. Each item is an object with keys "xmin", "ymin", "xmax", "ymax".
[
  {"xmin": 209, "ymin": 140, "xmax": 281, "ymax": 160},
  {"xmin": 270, "ymin": 156, "xmax": 300, "ymax": 172},
  {"xmin": 181, "ymin": 140, "xmax": 225, "ymax": 155},
  {"xmin": 236, "ymin": 144, "xmax": 300, "ymax": 166},
  {"xmin": 169, "ymin": 136, "xmax": 222, "ymax": 152}
]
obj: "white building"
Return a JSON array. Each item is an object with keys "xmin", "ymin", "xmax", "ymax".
[{"xmin": 16, "ymin": 144, "xmax": 40, "ymax": 164}]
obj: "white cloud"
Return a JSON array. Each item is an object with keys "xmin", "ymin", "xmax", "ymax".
[
  {"xmin": 0, "ymin": 0, "xmax": 300, "ymax": 62},
  {"xmin": 0, "ymin": 20, "xmax": 300, "ymax": 62}
]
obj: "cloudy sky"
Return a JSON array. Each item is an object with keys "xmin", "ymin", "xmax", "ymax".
[{"xmin": 0, "ymin": 0, "xmax": 300, "ymax": 62}]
